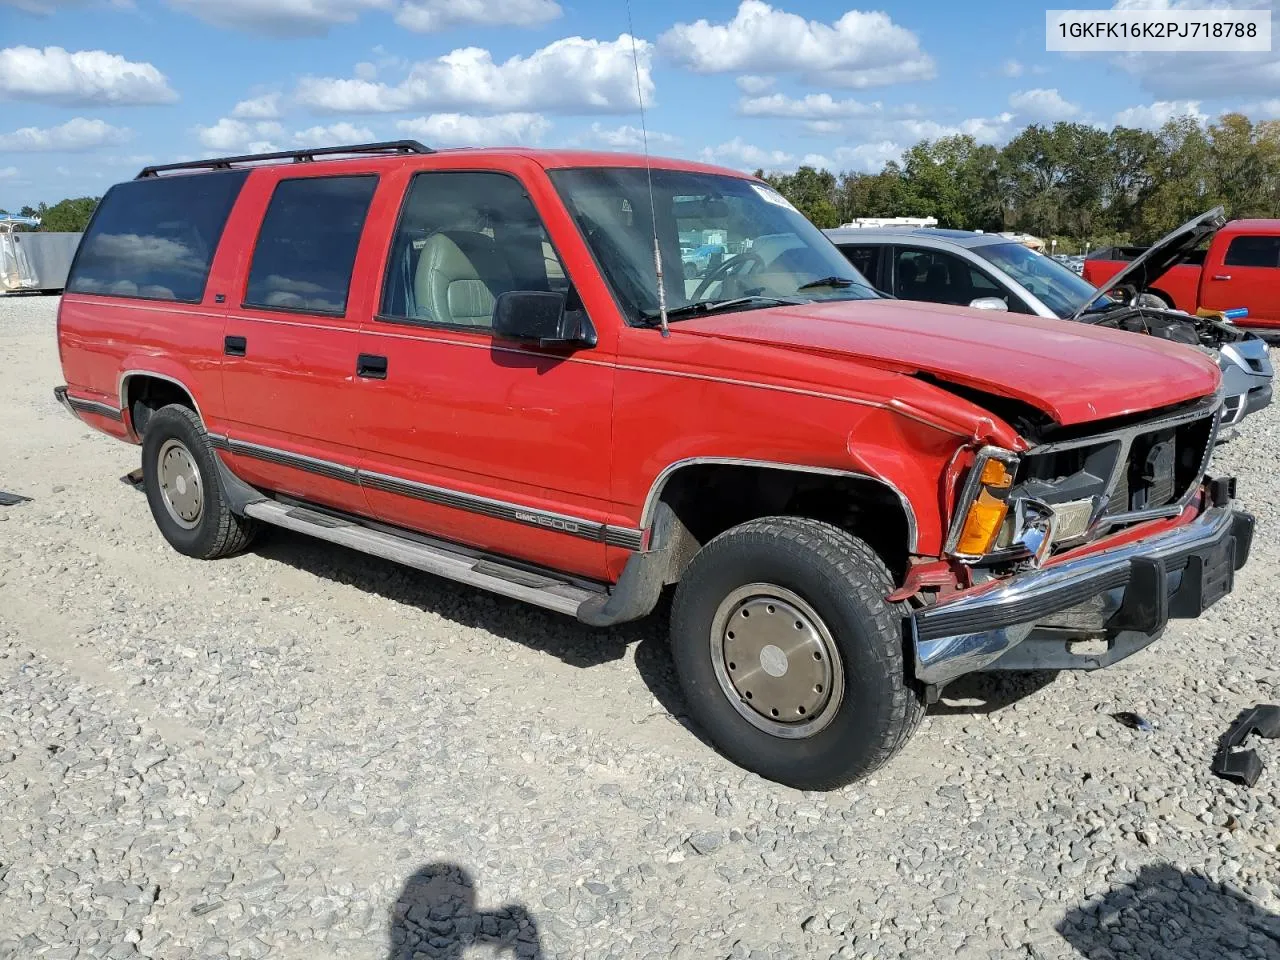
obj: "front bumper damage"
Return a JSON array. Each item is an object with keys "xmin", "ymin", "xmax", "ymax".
[{"xmin": 912, "ymin": 480, "xmax": 1253, "ymax": 686}]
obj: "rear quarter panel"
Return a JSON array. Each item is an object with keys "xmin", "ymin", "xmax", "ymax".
[{"xmin": 57, "ymin": 293, "xmax": 226, "ymax": 441}]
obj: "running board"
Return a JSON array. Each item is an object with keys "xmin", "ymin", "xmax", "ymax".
[{"xmin": 243, "ymin": 500, "xmax": 602, "ymax": 618}]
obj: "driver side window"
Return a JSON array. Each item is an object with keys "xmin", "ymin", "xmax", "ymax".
[{"xmin": 380, "ymin": 171, "xmax": 568, "ymax": 330}]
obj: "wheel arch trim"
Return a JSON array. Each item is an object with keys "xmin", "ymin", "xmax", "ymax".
[
  {"xmin": 638, "ymin": 457, "xmax": 919, "ymax": 554},
  {"xmin": 118, "ymin": 369, "xmax": 206, "ymax": 438}
]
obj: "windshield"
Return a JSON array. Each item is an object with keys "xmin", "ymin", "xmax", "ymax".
[
  {"xmin": 549, "ymin": 167, "xmax": 878, "ymax": 323},
  {"xmin": 973, "ymin": 241, "xmax": 1110, "ymax": 318}
]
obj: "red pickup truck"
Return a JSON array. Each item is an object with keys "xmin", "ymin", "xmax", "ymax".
[
  {"xmin": 55, "ymin": 141, "xmax": 1252, "ymax": 789},
  {"xmin": 1084, "ymin": 210, "xmax": 1280, "ymax": 328}
]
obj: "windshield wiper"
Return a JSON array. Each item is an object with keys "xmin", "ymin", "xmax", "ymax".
[
  {"xmin": 641, "ymin": 295, "xmax": 805, "ymax": 324},
  {"xmin": 796, "ymin": 275, "xmax": 872, "ymax": 292}
]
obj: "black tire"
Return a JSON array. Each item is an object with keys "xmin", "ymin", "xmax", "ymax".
[
  {"xmin": 140, "ymin": 404, "xmax": 258, "ymax": 559},
  {"xmin": 669, "ymin": 516, "xmax": 925, "ymax": 790},
  {"xmin": 1136, "ymin": 291, "xmax": 1171, "ymax": 309}
]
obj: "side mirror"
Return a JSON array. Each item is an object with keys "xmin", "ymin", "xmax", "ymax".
[
  {"xmin": 968, "ymin": 296, "xmax": 1009, "ymax": 312},
  {"xmin": 492, "ymin": 290, "xmax": 594, "ymax": 348}
]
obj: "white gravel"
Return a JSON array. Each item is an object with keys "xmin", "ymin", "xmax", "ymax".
[{"xmin": 2, "ymin": 293, "xmax": 1279, "ymax": 960}]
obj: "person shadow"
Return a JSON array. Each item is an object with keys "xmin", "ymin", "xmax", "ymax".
[
  {"xmin": 387, "ymin": 863, "xmax": 544, "ymax": 959},
  {"xmin": 1057, "ymin": 862, "xmax": 1280, "ymax": 959}
]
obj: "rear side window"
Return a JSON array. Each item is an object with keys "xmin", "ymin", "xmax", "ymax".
[
  {"xmin": 244, "ymin": 175, "xmax": 377, "ymax": 315},
  {"xmin": 1223, "ymin": 235, "xmax": 1280, "ymax": 268},
  {"xmin": 838, "ymin": 245, "xmax": 881, "ymax": 284},
  {"xmin": 66, "ymin": 170, "xmax": 248, "ymax": 302}
]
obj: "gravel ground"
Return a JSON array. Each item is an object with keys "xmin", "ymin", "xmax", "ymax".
[{"xmin": 2, "ymin": 293, "xmax": 1280, "ymax": 960}]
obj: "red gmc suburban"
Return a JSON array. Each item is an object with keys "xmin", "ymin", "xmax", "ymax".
[{"xmin": 55, "ymin": 141, "xmax": 1253, "ymax": 789}]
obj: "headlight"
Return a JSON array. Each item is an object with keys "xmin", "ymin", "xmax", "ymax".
[
  {"xmin": 947, "ymin": 447, "xmax": 1058, "ymax": 565},
  {"xmin": 948, "ymin": 448, "xmax": 1017, "ymax": 558}
]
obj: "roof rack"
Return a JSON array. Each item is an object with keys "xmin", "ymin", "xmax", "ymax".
[{"xmin": 136, "ymin": 140, "xmax": 433, "ymax": 179}]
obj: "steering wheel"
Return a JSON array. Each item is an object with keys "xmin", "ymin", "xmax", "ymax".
[{"xmin": 693, "ymin": 251, "xmax": 765, "ymax": 301}]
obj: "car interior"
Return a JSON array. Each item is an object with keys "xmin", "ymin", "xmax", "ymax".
[{"xmin": 382, "ymin": 174, "xmax": 567, "ymax": 328}]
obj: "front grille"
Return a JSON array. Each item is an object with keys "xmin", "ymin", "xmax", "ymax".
[
  {"xmin": 1012, "ymin": 400, "xmax": 1218, "ymax": 551},
  {"xmin": 1106, "ymin": 415, "xmax": 1214, "ymax": 516}
]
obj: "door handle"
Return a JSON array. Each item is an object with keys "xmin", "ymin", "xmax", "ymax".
[
  {"xmin": 357, "ymin": 353, "xmax": 388, "ymax": 379},
  {"xmin": 224, "ymin": 335, "xmax": 247, "ymax": 357},
  {"xmin": 1212, "ymin": 274, "xmax": 1232, "ymax": 281}
]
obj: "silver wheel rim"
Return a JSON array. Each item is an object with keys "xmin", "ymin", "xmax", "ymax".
[
  {"xmin": 709, "ymin": 583, "xmax": 844, "ymax": 739},
  {"xmin": 157, "ymin": 438, "xmax": 203, "ymax": 530}
]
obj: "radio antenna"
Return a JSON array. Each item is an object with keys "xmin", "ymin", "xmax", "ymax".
[{"xmin": 625, "ymin": 0, "xmax": 668, "ymax": 337}]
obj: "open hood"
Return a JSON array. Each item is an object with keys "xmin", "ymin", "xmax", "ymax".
[
  {"xmin": 674, "ymin": 298, "xmax": 1221, "ymax": 426},
  {"xmin": 1071, "ymin": 206, "xmax": 1225, "ymax": 320}
]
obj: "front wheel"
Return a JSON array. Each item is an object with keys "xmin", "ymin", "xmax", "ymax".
[{"xmin": 669, "ymin": 517, "xmax": 924, "ymax": 790}]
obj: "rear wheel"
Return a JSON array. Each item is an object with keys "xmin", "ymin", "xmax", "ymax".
[
  {"xmin": 669, "ymin": 516, "xmax": 924, "ymax": 790},
  {"xmin": 141, "ymin": 404, "xmax": 258, "ymax": 559}
]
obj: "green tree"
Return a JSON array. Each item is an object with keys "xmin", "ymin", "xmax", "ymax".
[
  {"xmin": 763, "ymin": 166, "xmax": 840, "ymax": 227},
  {"xmin": 37, "ymin": 197, "xmax": 99, "ymax": 232}
]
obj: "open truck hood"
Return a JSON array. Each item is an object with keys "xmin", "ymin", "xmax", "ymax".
[
  {"xmin": 675, "ymin": 297, "xmax": 1220, "ymax": 426},
  {"xmin": 1071, "ymin": 206, "xmax": 1225, "ymax": 320}
]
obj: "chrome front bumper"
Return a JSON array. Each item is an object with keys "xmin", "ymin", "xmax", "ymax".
[{"xmin": 912, "ymin": 495, "xmax": 1253, "ymax": 686}]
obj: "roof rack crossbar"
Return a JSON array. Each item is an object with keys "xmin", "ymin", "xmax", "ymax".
[{"xmin": 136, "ymin": 140, "xmax": 434, "ymax": 179}]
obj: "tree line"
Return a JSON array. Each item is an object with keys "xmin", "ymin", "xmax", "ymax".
[
  {"xmin": 760, "ymin": 113, "xmax": 1280, "ymax": 253},
  {"xmin": 1, "ymin": 197, "xmax": 100, "ymax": 232}
]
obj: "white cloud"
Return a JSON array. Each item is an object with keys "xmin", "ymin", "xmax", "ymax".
[
  {"xmin": 0, "ymin": 166, "xmax": 19, "ymax": 179},
  {"xmin": 1244, "ymin": 98, "xmax": 1280, "ymax": 119},
  {"xmin": 579, "ymin": 122, "xmax": 678, "ymax": 149},
  {"xmin": 1113, "ymin": 100, "xmax": 1207, "ymax": 128},
  {"xmin": 396, "ymin": 112, "xmax": 548, "ymax": 145},
  {"xmin": 660, "ymin": 1, "xmax": 934, "ymax": 88},
  {"xmin": 738, "ymin": 92, "xmax": 878, "ymax": 119},
  {"xmin": 833, "ymin": 141, "xmax": 904, "ymax": 172},
  {"xmin": 0, "ymin": 46, "xmax": 177, "ymax": 105},
  {"xmin": 296, "ymin": 35, "xmax": 653, "ymax": 114},
  {"xmin": 165, "ymin": 0, "xmax": 388, "ymax": 37},
  {"xmin": 799, "ymin": 141, "xmax": 903, "ymax": 172},
  {"xmin": 194, "ymin": 118, "xmax": 284, "ymax": 152},
  {"xmin": 735, "ymin": 74, "xmax": 775, "ymax": 94},
  {"xmin": 396, "ymin": 0, "xmax": 560, "ymax": 32},
  {"xmin": 232, "ymin": 93, "xmax": 283, "ymax": 119},
  {"xmin": 293, "ymin": 122, "xmax": 375, "ymax": 144},
  {"xmin": 1001, "ymin": 59, "xmax": 1024, "ymax": 78},
  {"xmin": 1008, "ymin": 88, "xmax": 1081, "ymax": 122},
  {"xmin": 163, "ymin": 0, "xmax": 561, "ymax": 36},
  {"xmin": 2, "ymin": 0, "xmax": 132, "ymax": 12},
  {"xmin": 892, "ymin": 113, "xmax": 1018, "ymax": 144},
  {"xmin": 1101, "ymin": 0, "xmax": 1280, "ymax": 98},
  {"xmin": 699, "ymin": 136, "xmax": 794, "ymax": 172},
  {"xmin": 0, "ymin": 117, "xmax": 130, "ymax": 151}
]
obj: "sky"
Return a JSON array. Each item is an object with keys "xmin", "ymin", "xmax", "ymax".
[{"xmin": 2, "ymin": 0, "xmax": 1279, "ymax": 210}]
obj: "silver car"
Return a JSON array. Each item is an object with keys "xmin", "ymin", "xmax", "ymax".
[{"xmin": 825, "ymin": 225, "xmax": 1273, "ymax": 428}]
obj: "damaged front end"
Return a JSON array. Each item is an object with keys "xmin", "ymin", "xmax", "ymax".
[{"xmin": 908, "ymin": 393, "xmax": 1254, "ymax": 690}]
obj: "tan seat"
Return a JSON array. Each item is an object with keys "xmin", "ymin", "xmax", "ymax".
[{"xmin": 413, "ymin": 231, "xmax": 514, "ymax": 327}]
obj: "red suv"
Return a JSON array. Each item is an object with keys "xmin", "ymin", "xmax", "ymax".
[{"xmin": 56, "ymin": 141, "xmax": 1253, "ymax": 789}]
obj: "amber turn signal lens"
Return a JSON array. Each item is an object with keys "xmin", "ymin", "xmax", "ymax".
[
  {"xmin": 955, "ymin": 489, "xmax": 1011, "ymax": 555},
  {"xmin": 979, "ymin": 459, "xmax": 1013, "ymax": 489}
]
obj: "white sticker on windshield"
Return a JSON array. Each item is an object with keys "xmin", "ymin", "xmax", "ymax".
[{"xmin": 750, "ymin": 183, "xmax": 799, "ymax": 213}]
